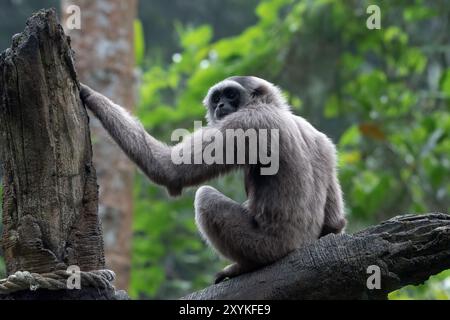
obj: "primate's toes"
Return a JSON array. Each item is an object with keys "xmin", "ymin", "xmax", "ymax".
[{"xmin": 214, "ymin": 273, "xmax": 229, "ymax": 284}]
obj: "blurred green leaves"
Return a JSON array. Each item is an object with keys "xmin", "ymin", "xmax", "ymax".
[
  {"xmin": 441, "ymin": 70, "xmax": 450, "ymax": 96},
  {"xmin": 390, "ymin": 270, "xmax": 450, "ymax": 300},
  {"xmin": 134, "ymin": 20, "xmax": 146, "ymax": 66},
  {"xmin": 403, "ymin": 3, "xmax": 437, "ymax": 22}
]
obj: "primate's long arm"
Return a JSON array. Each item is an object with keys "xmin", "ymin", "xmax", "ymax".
[{"xmin": 80, "ymin": 84, "xmax": 237, "ymax": 196}]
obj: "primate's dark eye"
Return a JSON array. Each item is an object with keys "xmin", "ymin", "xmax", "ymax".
[
  {"xmin": 212, "ymin": 92, "xmax": 221, "ymax": 104},
  {"xmin": 224, "ymin": 88, "xmax": 238, "ymax": 100}
]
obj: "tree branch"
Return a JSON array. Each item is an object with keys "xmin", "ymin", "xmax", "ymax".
[{"xmin": 184, "ymin": 213, "xmax": 450, "ymax": 300}]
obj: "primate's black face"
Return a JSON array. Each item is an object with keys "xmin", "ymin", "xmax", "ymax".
[{"xmin": 209, "ymin": 86, "xmax": 241, "ymax": 120}]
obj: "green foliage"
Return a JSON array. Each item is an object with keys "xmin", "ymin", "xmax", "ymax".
[
  {"xmin": 390, "ymin": 270, "xmax": 450, "ymax": 300},
  {"xmin": 131, "ymin": 0, "xmax": 450, "ymax": 299},
  {"xmin": 136, "ymin": 0, "xmax": 260, "ymax": 62},
  {"xmin": 134, "ymin": 20, "xmax": 146, "ymax": 66}
]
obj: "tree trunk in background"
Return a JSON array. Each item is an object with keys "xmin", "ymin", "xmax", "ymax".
[
  {"xmin": 62, "ymin": 0, "xmax": 138, "ymax": 290},
  {"xmin": 0, "ymin": 9, "xmax": 104, "ymax": 275}
]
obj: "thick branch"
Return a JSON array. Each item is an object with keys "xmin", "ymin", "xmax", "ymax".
[{"xmin": 184, "ymin": 213, "xmax": 450, "ymax": 300}]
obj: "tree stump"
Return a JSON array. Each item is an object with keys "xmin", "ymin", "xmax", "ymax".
[{"xmin": 0, "ymin": 9, "xmax": 125, "ymax": 300}]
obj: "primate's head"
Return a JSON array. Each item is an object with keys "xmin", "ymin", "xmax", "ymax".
[{"xmin": 203, "ymin": 76, "xmax": 287, "ymax": 123}]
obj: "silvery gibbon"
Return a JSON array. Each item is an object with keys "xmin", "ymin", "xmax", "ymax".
[{"xmin": 80, "ymin": 76, "xmax": 346, "ymax": 283}]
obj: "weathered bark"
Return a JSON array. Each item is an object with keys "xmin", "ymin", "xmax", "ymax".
[
  {"xmin": 0, "ymin": 9, "xmax": 104, "ymax": 275},
  {"xmin": 184, "ymin": 213, "xmax": 450, "ymax": 300},
  {"xmin": 61, "ymin": 0, "xmax": 138, "ymax": 291}
]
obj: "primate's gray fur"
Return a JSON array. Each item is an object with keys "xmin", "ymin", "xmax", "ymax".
[{"xmin": 80, "ymin": 76, "xmax": 346, "ymax": 283}]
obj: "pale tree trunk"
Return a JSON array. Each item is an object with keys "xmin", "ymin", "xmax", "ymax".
[{"xmin": 61, "ymin": 0, "xmax": 138, "ymax": 290}]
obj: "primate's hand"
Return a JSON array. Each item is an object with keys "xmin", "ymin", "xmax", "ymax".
[{"xmin": 79, "ymin": 83, "xmax": 95, "ymax": 103}]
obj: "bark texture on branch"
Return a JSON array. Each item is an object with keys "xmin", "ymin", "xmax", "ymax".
[
  {"xmin": 0, "ymin": 9, "xmax": 104, "ymax": 275},
  {"xmin": 184, "ymin": 213, "xmax": 450, "ymax": 300}
]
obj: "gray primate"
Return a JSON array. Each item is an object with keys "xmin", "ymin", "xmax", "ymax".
[{"xmin": 80, "ymin": 76, "xmax": 346, "ymax": 283}]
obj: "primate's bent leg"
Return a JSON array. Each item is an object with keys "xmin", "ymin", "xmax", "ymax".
[{"xmin": 194, "ymin": 186, "xmax": 283, "ymax": 282}]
